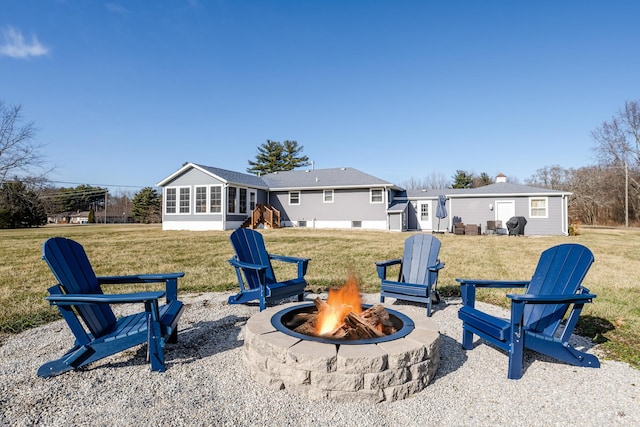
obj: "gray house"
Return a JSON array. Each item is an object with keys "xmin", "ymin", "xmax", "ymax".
[
  {"xmin": 402, "ymin": 175, "xmax": 572, "ymax": 235},
  {"xmin": 156, "ymin": 164, "xmax": 571, "ymax": 235}
]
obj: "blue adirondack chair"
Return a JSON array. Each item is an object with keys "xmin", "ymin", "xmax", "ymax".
[
  {"xmin": 457, "ymin": 243, "xmax": 600, "ymax": 379},
  {"xmin": 38, "ymin": 237, "xmax": 185, "ymax": 378},
  {"xmin": 376, "ymin": 234, "xmax": 445, "ymax": 316},
  {"xmin": 227, "ymin": 228, "xmax": 309, "ymax": 311}
]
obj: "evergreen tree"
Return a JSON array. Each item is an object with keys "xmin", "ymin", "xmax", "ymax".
[
  {"xmin": 0, "ymin": 180, "xmax": 47, "ymax": 228},
  {"xmin": 451, "ymin": 170, "xmax": 473, "ymax": 188},
  {"xmin": 247, "ymin": 140, "xmax": 310, "ymax": 175},
  {"xmin": 132, "ymin": 187, "xmax": 162, "ymax": 223}
]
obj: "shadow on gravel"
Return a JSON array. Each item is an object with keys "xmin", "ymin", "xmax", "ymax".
[
  {"xmin": 168, "ymin": 315, "xmax": 249, "ymax": 365},
  {"xmin": 432, "ymin": 334, "xmax": 468, "ymax": 379}
]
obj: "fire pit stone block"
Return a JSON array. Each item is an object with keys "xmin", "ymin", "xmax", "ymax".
[
  {"xmin": 377, "ymin": 339, "xmax": 427, "ymax": 369},
  {"xmin": 337, "ymin": 344, "xmax": 388, "ymax": 374},
  {"xmin": 287, "ymin": 340, "xmax": 337, "ymax": 372},
  {"xmin": 243, "ymin": 302, "xmax": 440, "ymax": 403}
]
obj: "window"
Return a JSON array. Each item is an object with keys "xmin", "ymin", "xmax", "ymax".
[
  {"xmin": 249, "ymin": 192, "xmax": 256, "ymax": 211},
  {"xmin": 323, "ymin": 189, "xmax": 334, "ymax": 203},
  {"xmin": 195, "ymin": 186, "xmax": 207, "ymax": 213},
  {"xmin": 530, "ymin": 197, "xmax": 548, "ymax": 218},
  {"xmin": 165, "ymin": 188, "xmax": 176, "ymax": 214},
  {"xmin": 239, "ymin": 188, "xmax": 247, "ymax": 214},
  {"xmin": 227, "ymin": 187, "xmax": 237, "ymax": 213},
  {"xmin": 210, "ymin": 186, "xmax": 221, "ymax": 213},
  {"xmin": 421, "ymin": 203, "xmax": 429, "ymax": 221},
  {"xmin": 289, "ymin": 191, "xmax": 300, "ymax": 205},
  {"xmin": 370, "ymin": 188, "xmax": 383, "ymax": 203},
  {"xmin": 179, "ymin": 187, "xmax": 190, "ymax": 214}
]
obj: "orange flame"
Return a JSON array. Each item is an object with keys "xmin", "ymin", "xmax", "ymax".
[{"xmin": 315, "ymin": 274, "xmax": 362, "ymax": 336}]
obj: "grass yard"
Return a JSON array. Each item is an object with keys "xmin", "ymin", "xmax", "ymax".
[{"xmin": 0, "ymin": 224, "xmax": 638, "ymax": 369}]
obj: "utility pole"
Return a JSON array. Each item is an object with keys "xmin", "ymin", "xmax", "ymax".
[{"xmin": 625, "ymin": 162, "xmax": 629, "ymax": 228}]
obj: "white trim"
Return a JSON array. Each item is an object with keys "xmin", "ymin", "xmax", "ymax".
[
  {"xmin": 289, "ymin": 191, "xmax": 301, "ymax": 205},
  {"xmin": 282, "ymin": 219, "xmax": 387, "ymax": 230},
  {"xmin": 529, "ymin": 196, "xmax": 549, "ymax": 218},
  {"xmin": 162, "ymin": 220, "xmax": 225, "ymax": 231},
  {"xmin": 164, "ymin": 186, "xmax": 191, "ymax": 215},
  {"xmin": 323, "ymin": 189, "xmax": 334, "ymax": 203},
  {"xmin": 370, "ymin": 188, "xmax": 384, "ymax": 204}
]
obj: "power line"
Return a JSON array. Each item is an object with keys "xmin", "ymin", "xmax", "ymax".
[{"xmin": 47, "ymin": 180, "xmax": 152, "ymax": 189}]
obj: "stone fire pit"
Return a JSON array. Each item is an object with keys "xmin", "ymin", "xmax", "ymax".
[{"xmin": 243, "ymin": 302, "xmax": 440, "ymax": 403}]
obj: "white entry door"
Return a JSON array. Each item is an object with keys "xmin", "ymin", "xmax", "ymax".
[
  {"xmin": 495, "ymin": 200, "xmax": 515, "ymax": 232},
  {"xmin": 418, "ymin": 201, "xmax": 432, "ymax": 231}
]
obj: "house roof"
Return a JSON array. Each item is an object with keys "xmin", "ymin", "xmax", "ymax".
[
  {"xmin": 261, "ymin": 167, "xmax": 399, "ymax": 190},
  {"xmin": 406, "ymin": 182, "xmax": 571, "ymax": 199},
  {"xmin": 156, "ymin": 162, "xmax": 269, "ymax": 189}
]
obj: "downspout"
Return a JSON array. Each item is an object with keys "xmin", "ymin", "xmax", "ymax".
[
  {"xmin": 223, "ymin": 183, "xmax": 227, "ymax": 230},
  {"xmin": 562, "ymin": 194, "xmax": 568, "ymax": 236}
]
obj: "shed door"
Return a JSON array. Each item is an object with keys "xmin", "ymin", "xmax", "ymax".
[
  {"xmin": 417, "ymin": 201, "xmax": 431, "ymax": 230},
  {"xmin": 495, "ymin": 200, "xmax": 515, "ymax": 231}
]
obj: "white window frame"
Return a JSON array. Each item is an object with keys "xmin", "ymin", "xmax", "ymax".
[
  {"xmin": 194, "ymin": 185, "xmax": 208, "ymax": 214},
  {"xmin": 421, "ymin": 203, "xmax": 430, "ymax": 221},
  {"xmin": 165, "ymin": 187, "xmax": 177, "ymax": 214},
  {"xmin": 370, "ymin": 188, "xmax": 384, "ymax": 204},
  {"xmin": 289, "ymin": 191, "xmax": 300, "ymax": 205},
  {"xmin": 178, "ymin": 186, "xmax": 190, "ymax": 214},
  {"xmin": 239, "ymin": 188, "xmax": 248, "ymax": 214},
  {"xmin": 249, "ymin": 191, "xmax": 256, "ymax": 211},
  {"xmin": 323, "ymin": 189, "xmax": 334, "ymax": 203},
  {"xmin": 210, "ymin": 185, "xmax": 222, "ymax": 213},
  {"xmin": 227, "ymin": 186, "xmax": 237, "ymax": 214},
  {"xmin": 529, "ymin": 197, "xmax": 548, "ymax": 218}
]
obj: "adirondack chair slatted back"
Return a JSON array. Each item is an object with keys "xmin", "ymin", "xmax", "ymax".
[
  {"xmin": 401, "ymin": 235, "xmax": 441, "ymax": 286},
  {"xmin": 524, "ymin": 243, "xmax": 594, "ymax": 335},
  {"xmin": 42, "ymin": 237, "xmax": 117, "ymax": 336},
  {"xmin": 230, "ymin": 229, "xmax": 277, "ymax": 289}
]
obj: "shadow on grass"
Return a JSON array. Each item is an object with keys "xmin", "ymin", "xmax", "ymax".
[{"xmin": 574, "ymin": 315, "xmax": 615, "ymax": 344}]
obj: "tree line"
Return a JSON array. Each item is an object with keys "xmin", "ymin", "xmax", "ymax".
[{"xmin": 1, "ymin": 99, "xmax": 639, "ymax": 228}]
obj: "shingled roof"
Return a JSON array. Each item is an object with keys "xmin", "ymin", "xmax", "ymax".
[{"xmin": 260, "ymin": 167, "xmax": 397, "ymax": 190}]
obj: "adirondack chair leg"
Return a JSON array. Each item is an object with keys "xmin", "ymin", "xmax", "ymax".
[
  {"xmin": 297, "ymin": 293, "xmax": 304, "ymax": 302},
  {"xmin": 37, "ymin": 345, "xmax": 94, "ymax": 378},
  {"xmin": 461, "ymin": 328, "xmax": 474, "ymax": 350},
  {"xmin": 147, "ymin": 316, "xmax": 166, "ymax": 372},
  {"xmin": 508, "ymin": 302, "xmax": 526, "ymax": 379},
  {"xmin": 259, "ymin": 287, "xmax": 267, "ymax": 311}
]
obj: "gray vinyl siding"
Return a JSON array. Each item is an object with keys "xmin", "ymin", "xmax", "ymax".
[
  {"xmin": 162, "ymin": 167, "xmax": 268, "ymax": 224},
  {"xmin": 450, "ymin": 196, "xmax": 566, "ymax": 235},
  {"xmin": 268, "ymin": 188, "xmax": 388, "ymax": 222},
  {"xmin": 162, "ymin": 169, "xmax": 224, "ymax": 223}
]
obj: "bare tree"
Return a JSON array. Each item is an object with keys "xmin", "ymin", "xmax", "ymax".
[
  {"xmin": 526, "ymin": 165, "xmax": 571, "ymax": 189},
  {"xmin": 0, "ymin": 101, "xmax": 47, "ymax": 184}
]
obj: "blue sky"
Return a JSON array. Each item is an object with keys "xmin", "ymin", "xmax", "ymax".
[{"xmin": 2, "ymin": 1, "xmax": 639, "ymax": 192}]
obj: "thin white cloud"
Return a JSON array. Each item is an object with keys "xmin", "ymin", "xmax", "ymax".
[
  {"xmin": 105, "ymin": 3, "xmax": 128, "ymax": 15},
  {"xmin": 0, "ymin": 26, "xmax": 49, "ymax": 59}
]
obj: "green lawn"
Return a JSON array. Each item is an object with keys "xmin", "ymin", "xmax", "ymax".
[{"xmin": 0, "ymin": 224, "xmax": 638, "ymax": 369}]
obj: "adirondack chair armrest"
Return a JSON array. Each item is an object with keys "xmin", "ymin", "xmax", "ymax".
[
  {"xmin": 97, "ymin": 273, "xmax": 184, "ymax": 302},
  {"xmin": 507, "ymin": 293, "xmax": 596, "ymax": 304},
  {"xmin": 97, "ymin": 273, "xmax": 184, "ymax": 284},
  {"xmin": 45, "ymin": 291, "xmax": 166, "ymax": 305},
  {"xmin": 228, "ymin": 258, "xmax": 268, "ymax": 271},
  {"xmin": 269, "ymin": 254, "xmax": 310, "ymax": 263},
  {"xmin": 375, "ymin": 258, "xmax": 402, "ymax": 268},
  {"xmin": 375, "ymin": 258, "xmax": 402, "ymax": 280},
  {"xmin": 429, "ymin": 261, "xmax": 445, "ymax": 272},
  {"xmin": 456, "ymin": 278, "xmax": 530, "ymax": 288},
  {"xmin": 269, "ymin": 255, "xmax": 310, "ymax": 277}
]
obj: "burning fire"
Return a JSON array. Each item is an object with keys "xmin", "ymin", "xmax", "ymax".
[{"xmin": 315, "ymin": 274, "xmax": 363, "ymax": 336}]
